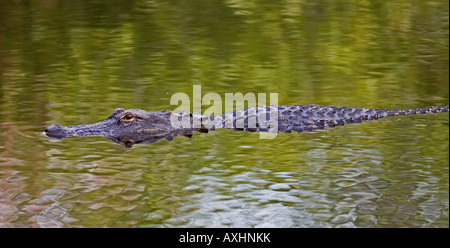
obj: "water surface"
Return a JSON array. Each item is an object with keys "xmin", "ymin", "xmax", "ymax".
[{"xmin": 0, "ymin": 0, "xmax": 448, "ymax": 227}]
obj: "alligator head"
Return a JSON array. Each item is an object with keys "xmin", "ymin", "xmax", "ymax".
[{"xmin": 45, "ymin": 108, "xmax": 199, "ymax": 148}]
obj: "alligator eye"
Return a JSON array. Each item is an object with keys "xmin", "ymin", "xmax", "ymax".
[{"xmin": 121, "ymin": 113, "xmax": 136, "ymax": 122}]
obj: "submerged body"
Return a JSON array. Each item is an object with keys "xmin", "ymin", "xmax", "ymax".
[{"xmin": 45, "ymin": 104, "xmax": 449, "ymax": 148}]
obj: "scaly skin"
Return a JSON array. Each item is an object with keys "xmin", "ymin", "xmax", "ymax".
[{"xmin": 45, "ymin": 104, "xmax": 449, "ymax": 148}]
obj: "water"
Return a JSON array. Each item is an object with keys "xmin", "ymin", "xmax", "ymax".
[{"xmin": 0, "ymin": 0, "xmax": 448, "ymax": 228}]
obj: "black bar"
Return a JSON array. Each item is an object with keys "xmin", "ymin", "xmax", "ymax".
[{"xmin": 4, "ymin": 228, "xmax": 448, "ymax": 247}]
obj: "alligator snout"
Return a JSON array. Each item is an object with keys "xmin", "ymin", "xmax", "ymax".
[{"xmin": 45, "ymin": 124, "xmax": 68, "ymax": 139}]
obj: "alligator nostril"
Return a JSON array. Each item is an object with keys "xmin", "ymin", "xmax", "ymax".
[
  {"xmin": 45, "ymin": 124, "xmax": 63, "ymax": 133},
  {"xmin": 44, "ymin": 125, "xmax": 68, "ymax": 139}
]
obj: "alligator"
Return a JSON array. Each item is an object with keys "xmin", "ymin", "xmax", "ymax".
[{"xmin": 45, "ymin": 104, "xmax": 449, "ymax": 148}]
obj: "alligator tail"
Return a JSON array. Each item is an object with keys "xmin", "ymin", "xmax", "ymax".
[
  {"xmin": 382, "ymin": 105, "xmax": 449, "ymax": 117},
  {"xmin": 270, "ymin": 104, "xmax": 449, "ymax": 133}
]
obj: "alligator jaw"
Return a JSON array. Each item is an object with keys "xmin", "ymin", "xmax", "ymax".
[{"xmin": 45, "ymin": 121, "xmax": 112, "ymax": 140}]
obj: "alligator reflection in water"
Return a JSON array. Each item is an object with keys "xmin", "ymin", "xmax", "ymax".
[{"xmin": 45, "ymin": 104, "xmax": 449, "ymax": 148}]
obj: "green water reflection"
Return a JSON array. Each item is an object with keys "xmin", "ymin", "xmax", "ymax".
[{"xmin": 0, "ymin": 0, "xmax": 448, "ymax": 227}]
